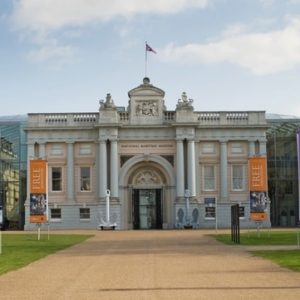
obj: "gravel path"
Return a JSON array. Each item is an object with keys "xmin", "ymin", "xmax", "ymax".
[{"xmin": 1, "ymin": 230, "xmax": 300, "ymax": 300}]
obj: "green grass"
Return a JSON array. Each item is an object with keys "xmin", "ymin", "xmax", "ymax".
[
  {"xmin": 214, "ymin": 230, "xmax": 300, "ymax": 272},
  {"xmin": 215, "ymin": 230, "xmax": 300, "ymax": 245},
  {"xmin": 0, "ymin": 233, "xmax": 93, "ymax": 275},
  {"xmin": 253, "ymin": 250, "xmax": 300, "ymax": 272}
]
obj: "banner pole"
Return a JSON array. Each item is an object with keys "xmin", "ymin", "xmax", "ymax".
[{"xmin": 37, "ymin": 223, "xmax": 41, "ymax": 241}]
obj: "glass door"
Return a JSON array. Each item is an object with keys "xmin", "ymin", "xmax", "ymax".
[{"xmin": 133, "ymin": 189, "xmax": 162, "ymax": 229}]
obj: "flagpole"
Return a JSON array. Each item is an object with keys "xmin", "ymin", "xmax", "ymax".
[{"xmin": 145, "ymin": 41, "xmax": 147, "ymax": 77}]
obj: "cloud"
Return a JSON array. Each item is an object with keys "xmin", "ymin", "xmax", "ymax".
[
  {"xmin": 159, "ymin": 16, "xmax": 300, "ymax": 75},
  {"xmin": 11, "ymin": 0, "xmax": 209, "ymax": 32},
  {"xmin": 259, "ymin": 0, "xmax": 276, "ymax": 6},
  {"xmin": 27, "ymin": 44, "xmax": 75, "ymax": 65},
  {"xmin": 10, "ymin": 0, "xmax": 209, "ymax": 64}
]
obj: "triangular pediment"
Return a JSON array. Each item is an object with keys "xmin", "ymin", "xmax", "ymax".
[{"xmin": 128, "ymin": 78, "xmax": 166, "ymax": 125}]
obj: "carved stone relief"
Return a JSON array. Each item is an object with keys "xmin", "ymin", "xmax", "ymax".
[
  {"xmin": 134, "ymin": 169, "xmax": 162, "ymax": 185},
  {"xmin": 135, "ymin": 101, "xmax": 159, "ymax": 116}
]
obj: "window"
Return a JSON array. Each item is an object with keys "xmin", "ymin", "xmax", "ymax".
[
  {"xmin": 80, "ymin": 167, "xmax": 91, "ymax": 191},
  {"xmin": 231, "ymin": 143, "xmax": 243, "ymax": 154},
  {"xmin": 79, "ymin": 144, "xmax": 92, "ymax": 155},
  {"xmin": 232, "ymin": 165, "xmax": 244, "ymax": 191},
  {"xmin": 51, "ymin": 208, "xmax": 61, "ymax": 220},
  {"xmin": 52, "ymin": 167, "xmax": 62, "ymax": 191},
  {"xmin": 202, "ymin": 143, "xmax": 215, "ymax": 154},
  {"xmin": 203, "ymin": 166, "xmax": 215, "ymax": 191},
  {"xmin": 51, "ymin": 144, "xmax": 63, "ymax": 156},
  {"xmin": 79, "ymin": 208, "xmax": 90, "ymax": 220},
  {"xmin": 204, "ymin": 197, "xmax": 216, "ymax": 219}
]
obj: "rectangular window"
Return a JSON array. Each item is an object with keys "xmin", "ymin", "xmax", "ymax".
[
  {"xmin": 52, "ymin": 167, "xmax": 62, "ymax": 191},
  {"xmin": 80, "ymin": 167, "xmax": 91, "ymax": 191},
  {"xmin": 79, "ymin": 144, "xmax": 92, "ymax": 155},
  {"xmin": 50, "ymin": 208, "xmax": 61, "ymax": 220},
  {"xmin": 202, "ymin": 143, "xmax": 215, "ymax": 154},
  {"xmin": 51, "ymin": 144, "xmax": 63, "ymax": 156},
  {"xmin": 231, "ymin": 143, "xmax": 243, "ymax": 154},
  {"xmin": 232, "ymin": 165, "xmax": 244, "ymax": 191},
  {"xmin": 79, "ymin": 208, "xmax": 90, "ymax": 220},
  {"xmin": 203, "ymin": 166, "xmax": 215, "ymax": 191}
]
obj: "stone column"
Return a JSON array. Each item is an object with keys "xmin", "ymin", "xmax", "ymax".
[
  {"xmin": 99, "ymin": 140, "xmax": 107, "ymax": 198},
  {"xmin": 176, "ymin": 139, "xmax": 184, "ymax": 197},
  {"xmin": 95, "ymin": 142, "xmax": 100, "ymax": 198},
  {"xmin": 187, "ymin": 139, "xmax": 196, "ymax": 197},
  {"xmin": 220, "ymin": 140, "xmax": 228, "ymax": 201},
  {"xmin": 110, "ymin": 139, "xmax": 118, "ymax": 198},
  {"xmin": 67, "ymin": 142, "xmax": 75, "ymax": 201},
  {"xmin": 259, "ymin": 139, "xmax": 267, "ymax": 156},
  {"xmin": 248, "ymin": 140, "xmax": 256, "ymax": 157},
  {"xmin": 39, "ymin": 142, "xmax": 46, "ymax": 159}
]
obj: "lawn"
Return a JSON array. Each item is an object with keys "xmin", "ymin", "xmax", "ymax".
[
  {"xmin": 214, "ymin": 230, "xmax": 300, "ymax": 272},
  {"xmin": 215, "ymin": 230, "xmax": 300, "ymax": 245},
  {"xmin": 253, "ymin": 250, "xmax": 300, "ymax": 272},
  {"xmin": 0, "ymin": 233, "xmax": 93, "ymax": 275}
]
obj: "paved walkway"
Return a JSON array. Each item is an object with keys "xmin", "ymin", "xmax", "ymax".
[{"xmin": 1, "ymin": 230, "xmax": 300, "ymax": 300}]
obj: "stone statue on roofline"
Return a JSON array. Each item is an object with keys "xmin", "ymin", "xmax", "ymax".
[
  {"xmin": 176, "ymin": 92, "xmax": 194, "ymax": 109},
  {"xmin": 99, "ymin": 93, "xmax": 116, "ymax": 110}
]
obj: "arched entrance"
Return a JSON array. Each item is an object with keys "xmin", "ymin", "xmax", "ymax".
[
  {"xmin": 119, "ymin": 154, "xmax": 176, "ymax": 229},
  {"xmin": 131, "ymin": 168, "xmax": 164, "ymax": 229}
]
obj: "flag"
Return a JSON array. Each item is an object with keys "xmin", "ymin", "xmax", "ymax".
[{"xmin": 146, "ymin": 43, "xmax": 157, "ymax": 54}]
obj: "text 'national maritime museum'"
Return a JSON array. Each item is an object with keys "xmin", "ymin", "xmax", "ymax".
[{"xmin": 24, "ymin": 78, "xmax": 270, "ymax": 230}]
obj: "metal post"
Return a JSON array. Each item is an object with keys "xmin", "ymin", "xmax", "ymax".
[{"xmin": 37, "ymin": 223, "xmax": 41, "ymax": 240}]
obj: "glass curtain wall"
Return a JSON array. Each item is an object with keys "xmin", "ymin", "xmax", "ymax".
[
  {"xmin": 267, "ymin": 119, "xmax": 300, "ymax": 227},
  {"xmin": 0, "ymin": 119, "xmax": 27, "ymax": 229}
]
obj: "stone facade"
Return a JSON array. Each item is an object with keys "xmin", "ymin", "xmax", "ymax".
[{"xmin": 24, "ymin": 78, "xmax": 270, "ymax": 230}]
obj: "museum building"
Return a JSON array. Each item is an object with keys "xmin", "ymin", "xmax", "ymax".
[{"xmin": 24, "ymin": 78, "xmax": 269, "ymax": 230}]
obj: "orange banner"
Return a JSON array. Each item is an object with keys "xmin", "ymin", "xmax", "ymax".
[
  {"xmin": 249, "ymin": 157, "xmax": 267, "ymax": 191},
  {"xmin": 30, "ymin": 160, "xmax": 48, "ymax": 223},
  {"xmin": 250, "ymin": 212, "xmax": 268, "ymax": 222},
  {"xmin": 30, "ymin": 160, "xmax": 47, "ymax": 194}
]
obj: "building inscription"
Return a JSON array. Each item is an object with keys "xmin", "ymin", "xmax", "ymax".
[{"xmin": 119, "ymin": 142, "xmax": 175, "ymax": 154}]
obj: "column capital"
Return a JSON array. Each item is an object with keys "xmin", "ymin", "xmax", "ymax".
[
  {"xmin": 219, "ymin": 139, "xmax": 228, "ymax": 144},
  {"xmin": 187, "ymin": 138, "xmax": 195, "ymax": 143},
  {"xmin": 248, "ymin": 138, "xmax": 257, "ymax": 143},
  {"xmin": 258, "ymin": 138, "xmax": 267, "ymax": 143},
  {"xmin": 110, "ymin": 138, "xmax": 119, "ymax": 143}
]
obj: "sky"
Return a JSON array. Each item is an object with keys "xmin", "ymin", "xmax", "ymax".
[{"xmin": 1, "ymin": 0, "xmax": 300, "ymax": 117}]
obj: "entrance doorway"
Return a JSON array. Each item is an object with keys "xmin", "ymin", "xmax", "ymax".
[{"xmin": 133, "ymin": 189, "xmax": 162, "ymax": 229}]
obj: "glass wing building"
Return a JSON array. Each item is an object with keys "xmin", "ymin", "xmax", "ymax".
[
  {"xmin": 0, "ymin": 117, "xmax": 27, "ymax": 229},
  {"xmin": 267, "ymin": 117, "xmax": 300, "ymax": 227}
]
